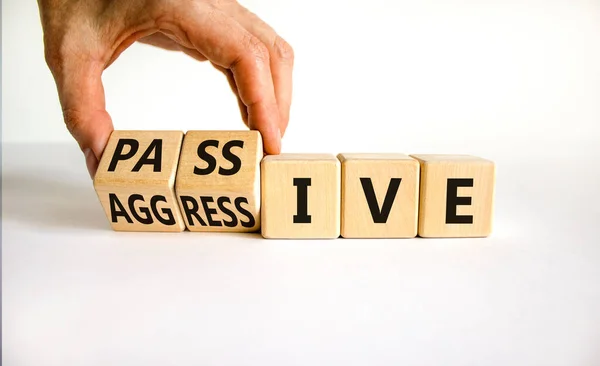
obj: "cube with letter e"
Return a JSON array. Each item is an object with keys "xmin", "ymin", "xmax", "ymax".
[
  {"xmin": 175, "ymin": 131, "xmax": 262, "ymax": 232},
  {"xmin": 93, "ymin": 130, "xmax": 186, "ymax": 232},
  {"xmin": 410, "ymin": 154, "xmax": 496, "ymax": 238}
]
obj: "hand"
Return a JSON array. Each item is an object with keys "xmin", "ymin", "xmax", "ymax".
[{"xmin": 37, "ymin": 0, "xmax": 294, "ymax": 178}]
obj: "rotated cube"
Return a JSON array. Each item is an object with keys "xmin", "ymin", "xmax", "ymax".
[
  {"xmin": 94, "ymin": 130, "xmax": 186, "ymax": 232},
  {"xmin": 175, "ymin": 130, "xmax": 262, "ymax": 232}
]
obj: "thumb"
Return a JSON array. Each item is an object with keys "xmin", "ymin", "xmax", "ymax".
[{"xmin": 53, "ymin": 59, "xmax": 114, "ymax": 179}]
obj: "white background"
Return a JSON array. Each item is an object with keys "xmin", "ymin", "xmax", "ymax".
[
  {"xmin": 3, "ymin": 0, "xmax": 600, "ymax": 365},
  {"xmin": 4, "ymin": 0, "xmax": 599, "ymax": 155}
]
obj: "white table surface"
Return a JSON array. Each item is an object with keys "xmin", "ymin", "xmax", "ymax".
[{"xmin": 3, "ymin": 142, "xmax": 600, "ymax": 366}]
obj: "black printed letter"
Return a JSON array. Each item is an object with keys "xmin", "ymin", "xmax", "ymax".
[
  {"xmin": 201, "ymin": 196, "xmax": 222, "ymax": 227},
  {"xmin": 151, "ymin": 195, "xmax": 176, "ymax": 226},
  {"xmin": 235, "ymin": 197, "xmax": 256, "ymax": 228},
  {"xmin": 360, "ymin": 178, "xmax": 402, "ymax": 224},
  {"xmin": 194, "ymin": 140, "xmax": 219, "ymax": 175},
  {"xmin": 109, "ymin": 193, "xmax": 133, "ymax": 223},
  {"xmin": 446, "ymin": 178, "xmax": 474, "ymax": 224},
  {"xmin": 219, "ymin": 140, "xmax": 244, "ymax": 176},
  {"xmin": 179, "ymin": 196, "xmax": 207, "ymax": 226},
  {"xmin": 128, "ymin": 194, "xmax": 153, "ymax": 224},
  {"xmin": 218, "ymin": 197, "xmax": 238, "ymax": 228},
  {"xmin": 293, "ymin": 178, "xmax": 311, "ymax": 224},
  {"xmin": 132, "ymin": 139, "xmax": 163, "ymax": 172}
]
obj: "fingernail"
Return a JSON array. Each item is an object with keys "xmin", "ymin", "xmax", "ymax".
[{"xmin": 83, "ymin": 148, "xmax": 99, "ymax": 180}]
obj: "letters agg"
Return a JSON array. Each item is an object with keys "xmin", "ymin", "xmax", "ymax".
[{"xmin": 93, "ymin": 130, "xmax": 496, "ymax": 238}]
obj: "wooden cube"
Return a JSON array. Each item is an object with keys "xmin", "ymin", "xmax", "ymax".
[
  {"xmin": 175, "ymin": 131, "xmax": 262, "ymax": 232},
  {"xmin": 410, "ymin": 154, "xmax": 496, "ymax": 238},
  {"xmin": 93, "ymin": 130, "xmax": 186, "ymax": 232},
  {"xmin": 261, "ymin": 154, "xmax": 341, "ymax": 239},
  {"xmin": 338, "ymin": 153, "xmax": 420, "ymax": 238}
]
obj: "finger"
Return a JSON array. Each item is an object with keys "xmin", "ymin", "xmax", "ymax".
[
  {"xmin": 164, "ymin": 4, "xmax": 281, "ymax": 154},
  {"xmin": 50, "ymin": 58, "xmax": 113, "ymax": 179},
  {"xmin": 226, "ymin": 4, "xmax": 294, "ymax": 137},
  {"xmin": 212, "ymin": 63, "xmax": 249, "ymax": 127}
]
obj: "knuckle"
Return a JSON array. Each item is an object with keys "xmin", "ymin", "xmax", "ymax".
[
  {"xmin": 273, "ymin": 36, "xmax": 294, "ymax": 63},
  {"xmin": 44, "ymin": 50, "xmax": 59, "ymax": 70},
  {"xmin": 43, "ymin": 40, "xmax": 63, "ymax": 72},
  {"xmin": 62, "ymin": 108, "xmax": 85, "ymax": 136},
  {"xmin": 42, "ymin": 35, "xmax": 85, "ymax": 75},
  {"xmin": 148, "ymin": 1, "xmax": 166, "ymax": 25},
  {"xmin": 243, "ymin": 35, "xmax": 270, "ymax": 64}
]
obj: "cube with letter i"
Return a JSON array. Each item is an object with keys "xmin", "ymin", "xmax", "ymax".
[
  {"xmin": 409, "ymin": 154, "xmax": 496, "ymax": 238},
  {"xmin": 93, "ymin": 130, "xmax": 187, "ymax": 232},
  {"xmin": 261, "ymin": 154, "xmax": 341, "ymax": 239},
  {"xmin": 175, "ymin": 131, "xmax": 262, "ymax": 232},
  {"xmin": 338, "ymin": 153, "xmax": 420, "ymax": 238}
]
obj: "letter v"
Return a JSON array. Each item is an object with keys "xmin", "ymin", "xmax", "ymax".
[{"xmin": 360, "ymin": 178, "xmax": 402, "ymax": 224}]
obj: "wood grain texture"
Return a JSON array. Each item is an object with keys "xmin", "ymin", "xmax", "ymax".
[
  {"xmin": 410, "ymin": 154, "xmax": 496, "ymax": 238},
  {"xmin": 338, "ymin": 153, "xmax": 419, "ymax": 238},
  {"xmin": 175, "ymin": 130, "xmax": 262, "ymax": 232},
  {"xmin": 93, "ymin": 130, "xmax": 186, "ymax": 232},
  {"xmin": 261, "ymin": 154, "xmax": 341, "ymax": 239}
]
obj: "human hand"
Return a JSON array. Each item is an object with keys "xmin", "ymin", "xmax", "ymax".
[{"xmin": 37, "ymin": 0, "xmax": 294, "ymax": 178}]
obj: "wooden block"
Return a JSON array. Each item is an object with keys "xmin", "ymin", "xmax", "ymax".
[
  {"xmin": 93, "ymin": 130, "xmax": 186, "ymax": 232},
  {"xmin": 409, "ymin": 154, "xmax": 496, "ymax": 238},
  {"xmin": 261, "ymin": 154, "xmax": 341, "ymax": 239},
  {"xmin": 175, "ymin": 131, "xmax": 262, "ymax": 232},
  {"xmin": 338, "ymin": 153, "xmax": 420, "ymax": 238}
]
